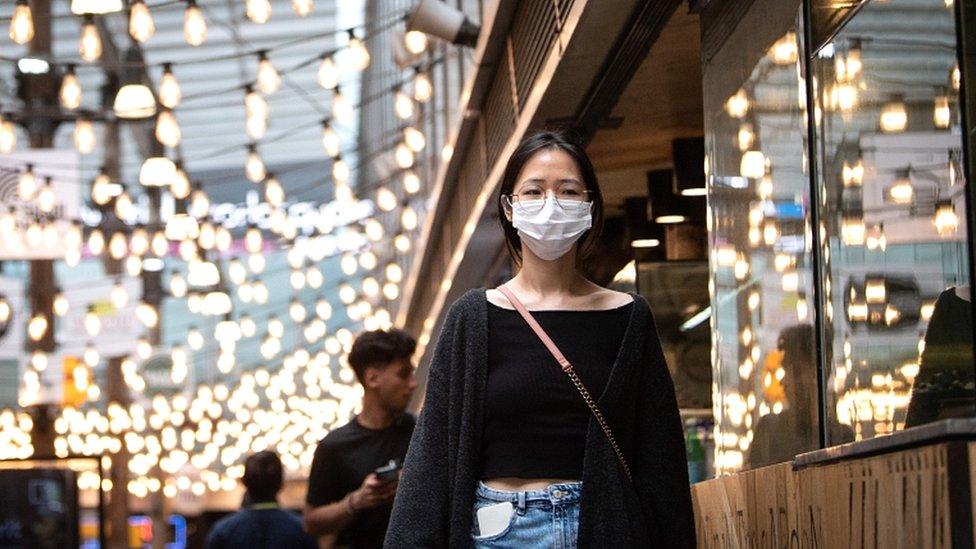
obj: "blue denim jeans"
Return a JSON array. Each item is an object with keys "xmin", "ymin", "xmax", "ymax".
[{"xmin": 471, "ymin": 481, "xmax": 582, "ymax": 548}]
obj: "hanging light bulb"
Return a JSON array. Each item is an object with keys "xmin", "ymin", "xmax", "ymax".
[
  {"xmin": 37, "ymin": 177, "xmax": 55, "ymax": 214},
  {"xmin": 264, "ymin": 175, "xmax": 285, "ymax": 207},
  {"xmin": 136, "ymin": 336, "xmax": 151, "ymax": 359},
  {"xmin": 245, "ymin": 226, "xmax": 263, "ymax": 254},
  {"xmin": 151, "ymin": 229, "xmax": 168, "ymax": 256},
  {"xmin": 934, "ymin": 95, "xmax": 951, "ymax": 129},
  {"xmin": 317, "ymin": 55, "xmax": 339, "ymax": 89},
  {"xmin": 52, "ymin": 291, "xmax": 69, "ymax": 317},
  {"xmin": 84, "ymin": 304, "xmax": 101, "ymax": 336},
  {"xmin": 0, "ymin": 113, "xmax": 17, "ymax": 153},
  {"xmin": 18, "ymin": 165, "xmax": 36, "ymax": 201},
  {"xmin": 246, "ymin": 0, "xmax": 272, "ymax": 23},
  {"xmin": 10, "ymin": 0, "xmax": 35, "ymax": 45},
  {"xmin": 292, "ymin": 0, "xmax": 313, "ymax": 16},
  {"xmin": 289, "ymin": 299, "xmax": 307, "ymax": 323},
  {"xmin": 332, "ymin": 156, "xmax": 350, "ymax": 183},
  {"xmin": 403, "ymin": 169, "xmax": 421, "ymax": 194},
  {"xmin": 888, "ymin": 169, "xmax": 914, "ymax": 204},
  {"xmin": 109, "ymin": 231, "xmax": 128, "ymax": 260},
  {"xmin": 187, "ymin": 326, "xmax": 204, "ymax": 351},
  {"xmin": 403, "ymin": 126, "xmax": 426, "ymax": 152},
  {"xmin": 79, "ymin": 15, "xmax": 103, "ymax": 62},
  {"xmin": 401, "ymin": 205, "xmax": 418, "ymax": 231},
  {"xmin": 197, "ymin": 220, "xmax": 216, "ymax": 250},
  {"xmin": 90, "ymin": 169, "xmax": 113, "ymax": 205},
  {"xmin": 321, "ymin": 121, "xmax": 340, "ymax": 157},
  {"xmin": 346, "ymin": 30, "xmax": 371, "ymax": 71},
  {"xmin": 952, "ymin": 63, "xmax": 961, "ymax": 92},
  {"xmin": 413, "ymin": 71, "xmax": 433, "ymax": 103},
  {"xmin": 73, "ymin": 117, "xmax": 96, "ymax": 154},
  {"xmin": 395, "ymin": 143, "xmax": 415, "ymax": 169},
  {"xmin": 27, "ymin": 313, "xmax": 47, "ymax": 342},
  {"xmin": 130, "ymin": 227, "xmax": 149, "ymax": 256},
  {"xmin": 332, "ymin": 86, "xmax": 353, "ymax": 125},
  {"xmin": 113, "ymin": 84, "xmax": 157, "ymax": 119},
  {"xmin": 395, "ymin": 89, "xmax": 414, "ymax": 120},
  {"xmin": 245, "ymin": 145, "xmax": 266, "ymax": 183},
  {"xmin": 110, "ymin": 280, "xmax": 128, "ymax": 309},
  {"xmin": 139, "ymin": 157, "xmax": 176, "ymax": 187},
  {"xmin": 880, "ymin": 98, "xmax": 908, "ymax": 133},
  {"xmin": 136, "ymin": 301, "xmax": 158, "ymax": 328},
  {"xmin": 404, "ymin": 30, "xmax": 428, "ymax": 55},
  {"xmin": 171, "ymin": 164, "xmax": 191, "ymax": 199},
  {"xmin": 376, "ymin": 187, "xmax": 397, "ymax": 212},
  {"xmin": 88, "ymin": 229, "xmax": 105, "ymax": 255},
  {"xmin": 934, "ymin": 200, "xmax": 958, "ymax": 236},
  {"xmin": 245, "ymin": 86, "xmax": 268, "ymax": 140},
  {"xmin": 59, "ymin": 65, "xmax": 83, "ymax": 111},
  {"xmin": 184, "ymin": 0, "xmax": 207, "ymax": 46},
  {"xmin": 155, "ymin": 110, "xmax": 181, "ymax": 148},
  {"xmin": 158, "ymin": 64, "xmax": 181, "ymax": 109},
  {"xmin": 169, "ymin": 270, "xmax": 187, "ymax": 298},
  {"xmin": 190, "ymin": 185, "xmax": 210, "ymax": 219},
  {"xmin": 256, "ymin": 52, "xmax": 280, "ymax": 95},
  {"xmin": 129, "ymin": 0, "xmax": 155, "ymax": 43}
]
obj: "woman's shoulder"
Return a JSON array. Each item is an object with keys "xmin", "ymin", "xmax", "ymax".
[{"xmin": 443, "ymin": 288, "xmax": 488, "ymax": 321}]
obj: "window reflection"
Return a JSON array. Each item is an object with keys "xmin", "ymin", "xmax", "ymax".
[
  {"xmin": 704, "ymin": 0, "xmax": 819, "ymax": 474},
  {"xmin": 813, "ymin": 0, "xmax": 972, "ymax": 443}
]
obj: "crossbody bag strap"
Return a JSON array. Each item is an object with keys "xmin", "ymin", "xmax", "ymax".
[{"xmin": 496, "ymin": 285, "xmax": 632, "ymax": 481}]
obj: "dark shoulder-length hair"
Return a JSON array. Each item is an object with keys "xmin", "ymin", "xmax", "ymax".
[{"xmin": 496, "ymin": 129, "xmax": 604, "ymax": 265}]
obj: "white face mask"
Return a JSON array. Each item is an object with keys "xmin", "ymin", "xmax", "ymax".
[{"xmin": 510, "ymin": 197, "xmax": 593, "ymax": 261}]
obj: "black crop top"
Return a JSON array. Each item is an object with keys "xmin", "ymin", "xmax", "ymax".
[{"xmin": 481, "ymin": 300, "xmax": 633, "ymax": 480}]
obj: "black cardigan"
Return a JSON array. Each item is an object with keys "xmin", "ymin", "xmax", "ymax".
[{"xmin": 384, "ymin": 289, "xmax": 696, "ymax": 548}]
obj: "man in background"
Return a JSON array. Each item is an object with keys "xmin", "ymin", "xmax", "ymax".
[
  {"xmin": 206, "ymin": 451, "xmax": 316, "ymax": 549},
  {"xmin": 303, "ymin": 329, "xmax": 418, "ymax": 549}
]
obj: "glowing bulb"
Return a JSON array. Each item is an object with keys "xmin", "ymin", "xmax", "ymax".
[
  {"xmin": 88, "ymin": 229, "xmax": 105, "ymax": 255},
  {"xmin": 84, "ymin": 305, "xmax": 101, "ymax": 337},
  {"xmin": 413, "ymin": 71, "xmax": 433, "ymax": 103},
  {"xmin": 321, "ymin": 122, "xmax": 340, "ymax": 157},
  {"xmin": 404, "ymin": 127, "xmax": 426, "ymax": 152},
  {"xmin": 934, "ymin": 200, "xmax": 958, "ymax": 236},
  {"xmin": 60, "ymin": 66, "xmax": 82, "ymax": 110},
  {"xmin": 404, "ymin": 30, "xmax": 428, "ymax": 55},
  {"xmin": 740, "ymin": 150, "xmax": 766, "ymax": 179},
  {"xmin": 346, "ymin": 32, "xmax": 370, "ymax": 71},
  {"xmin": 245, "ymin": 146, "xmax": 266, "ymax": 183},
  {"xmin": 129, "ymin": 0, "xmax": 155, "ymax": 43},
  {"xmin": 71, "ymin": 117, "xmax": 96, "ymax": 154},
  {"xmin": 332, "ymin": 89, "xmax": 353, "ymax": 125},
  {"xmin": 155, "ymin": 110, "xmax": 181, "ymax": 148},
  {"xmin": 385, "ymin": 263, "xmax": 403, "ymax": 283},
  {"xmin": 934, "ymin": 96, "xmax": 951, "ymax": 129},
  {"xmin": 332, "ymin": 157, "xmax": 350, "ymax": 183},
  {"xmin": 171, "ymin": 166, "xmax": 191, "ymax": 199},
  {"xmin": 28, "ymin": 313, "xmax": 47, "ymax": 341},
  {"xmin": 888, "ymin": 170, "xmax": 914, "ymax": 204},
  {"xmin": 109, "ymin": 231, "xmax": 128, "ymax": 260},
  {"xmin": 246, "ymin": 0, "xmax": 272, "ymax": 23},
  {"xmin": 169, "ymin": 271, "xmax": 187, "ymax": 298},
  {"xmin": 268, "ymin": 316, "xmax": 284, "ymax": 339},
  {"xmin": 187, "ymin": 326, "xmax": 204, "ymax": 351},
  {"xmin": 36, "ymin": 178, "xmax": 55, "ymax": 214},
  {"xmin": 395, "ymin": 143, "xmax": 414, "ymax": 169},
  {"xmin": 245, "ymin": 88, "xmax": 268, "ymax": 139},
  {"xmin": 725, "ymin": 89, "xmax": 749, "ymax": 118},
  {"xmin": 376, "ymin": 187, "xmax": 397, "ymax": 212},
  {"xmin": 292, "ymin": 0, "xmax": 313, "ymax": 16},
  {"xmin": 0, "ymin": 115, "xmax": 17, "ymax": 153},
  {"xmin": 403, "ymin": 170, "xmax": 421, "ymax": 194},
  {"xmin": 18, "ymin": 165, "xmax": 36, "ymax": 201},
  {"xmin": 184, "ymin": 0, "xmax": 207, "ymax": 46},
  {"xmin": 158, "ymin": 64, "xmax": 181, "ymax": 109},
  {"xmin": 53, "ymin": 292, "xmax": 69, "ymax": 317},
  {"xmin": 395, "ymin": 90, "xmax": 414, "ymax": 120},
  {"xmin": 111, "ymin": 281, "xmax": 128, "ymax": 309},
  {"xmin": 245, "ymin": 227, "xmax": 263, "ymax": 254},
  {"xmin": 79, "ymin": 15, "xmax": 103, "ymax": 62},
  {"xmin": 317, "ymin": 56, "xmax": 339, "ymax": 90},
  {"xmin": 256, "ymin": 53, "xmax": 280, "ymax": 94},
  {"xmin": 401, "ymin": 206, "xmax": 418, "ymax": 231},
  {"xmin": 880, "ymin": 100, "xmax": 908, "ymax": 133},
  {"xmin": 10, "ymin": 1, "xmax": 34, "ymax": 45},
  {"xmin": 395, "ymin": 234, "xmax": 410, "ymax": 252},
  {"xmin": 264, "ymin": 176, "xmax": 285, "ymax": 207}
]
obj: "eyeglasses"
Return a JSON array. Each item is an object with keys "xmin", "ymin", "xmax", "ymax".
[{"xmin": 502, "ymin": 186, "xmax": 593, "ymax": 216}]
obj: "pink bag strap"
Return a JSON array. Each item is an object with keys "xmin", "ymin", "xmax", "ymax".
[{"xmin": 496, "ymin": 285, "xmax": 632, "ymax": 481}]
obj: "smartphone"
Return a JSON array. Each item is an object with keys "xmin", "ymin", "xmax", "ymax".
[{"xmin": 374, "ymin": 459, "xmax": 402, "ymax": 482}]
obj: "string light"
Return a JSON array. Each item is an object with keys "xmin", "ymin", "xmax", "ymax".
[
  {"xmin": 413, "ymin": 71, "xmax": 433, "ymax": 103},
  {"xmin": 264, "ymin": 175, "xmax": 285, "ymax": 208},
  {"xmin": 79, "ymin": 15, "xmax": 103, "ymax": 62},
  {"xmin": 130, "ymin": 228, "xmax": 149, "ymax": 256},
  {"xmin": 53, "ymin": 292, "xmax": 69, "ymax": 317},
  {"xmin": 88, "ymin": 229, "xmax": 105, "ymax": 256},
  {"xmin": 28, "ymin": 313, "xmax": 47, "ymax": 342},
  {"xmin": 395, "ymin": 143, "xmax": 415, "ymax": 169},
  {"xmin": 245, "ymin": 86, "xmax": 268, "ymax": 140},
  {"xmin": 36, "ymin": 178, "xmax": 55, "ymax": 214},
  {"xmin": 332, "ymin": 87, "xmax": 354, "ymax": 125},
  {"xmin": 190, "ymin": 186, "xmax": 211, "ymax": 219},
  {"xmin": 10, "ymin": 1, "xmax": 34, "ymax": 45},
  {"xmin": 404, "ymin": 30, "xmax": 428, "ymax": 55},
  {"xmin": 346, "ymin": 30, "xmax": 371, "ymax": 71},
  {"xmin": 184, "ymin": 0, "xmax": 207, "ymax": 47},
  {"xmin": 317, "ymin": 55, "xmax": 339, "ymax": 90},
  {"xmin": 332, "ymin": 156, "xmax": 350, "ymax": 184},
  {"xmin": 171, "ymin": 164, "xmax": 191, "ymax": 200},
  {"xmin": 0, "ymin": 113, "xmax": 17, "ymax": 153},
  {"xmin": 73, "ymin": 118, "xmax": 97, "ymax": 154},
  {"xmin": 395, "ymin": 89, "xmax": 414, "ymax": 119},
  {"xmin": 114, "ymin": 84, "xmax": 157, "ymax": 119},
  {"xmin": 60, "ymin": 65, "xmax": 83, "ymax": 111},
  {"xmin": 256, "ymin": 52, "xmax": 280, "ymax": 95},
  {"xmin": 18, "ymin": 165, "xmax": 36, "ymax": 201},
  {"xmin": 403, "ymin": 127, "xmax": 426, "ymax": 152},
  {"xmin": 403, "ymin": 170, "xmax": 421, "ymax": 194},
  {"xmin": 321, "ymin": 122, "xmax": 340, "ymax": 157},
  {"xmin": 129, "ymin": 0, "xmax": 155, "ymax": 43},
  {"xmin": 245, "ymin": 226, "xmax": 263, "ymax": 254},
  {"xmin": 84, "ymin": 305, "xmax": 101, "ymax": 337},
  {"xmin": 246, "ymin": 0, "xmax": 272, "ymax": 24},
  {"xmin": 376, "ymin": 187, "xmax": 397, "ymax": 212},
  {"xmin": 158, "ymin": 64, "xmax": 182, "ymax": 109},
  {"xmin": 155, "ymin": 110, "xmax": 182, "ymax": 148},
  {"xmin": 245, "ymin": 145, "xmax": 267, "ymax": 183},
  {"xmin": 292, "ymin": 0, "xmax": 313, "ymax": 16},
  {"xmin": 140, "ymin": 157, "xmax": 177, "ymax": 187}
]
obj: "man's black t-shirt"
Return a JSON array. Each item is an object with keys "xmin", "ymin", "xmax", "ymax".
[{"xmin": 306, "ymin": 414, "xmax": 415, "ymax": 548}]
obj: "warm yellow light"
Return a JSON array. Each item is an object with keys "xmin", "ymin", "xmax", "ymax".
[
  {"xmin": 245, "ymin": 146, "xmax": 266, "ymax": 183},
  {"xmin": 246, "ymin": 0, "xmax": 272, "ymax": 23},
  {"xmin": 404, "ymin": 127, "xmax": 426, "ymax": 152},
  {"xmin": 79, "ymin": 15, "xmax": 103, "ymax": 62},
  {"xmin": 376, "ymin": 187, "xmax": 397, "ymax": 212},
  {"xmin": 72, "ymin": 118, "xmax": 97, "ymax": 154},
  {"xmin": 769, "ymin": 32, "xmax": 797, "ymax": 65},
  {"xmin": 332, "ymin": 89, "xmax": 354, "ymax": 125},
  {"xmin": 256, "ymin": 53, "xmax": 280, "ymax": 95},
  {"xmin": 865, "ymin": 278, "xmax": 886, "ymax": 304},
  {"xmin": 395, "ymin": 90, "xmax": 414, "ymax": 120},
  {"xmin": 317, "ymin": 56, "xmax": 339, "ymax": 89},
  {"xmin": 740, "ymin": 150, "xmax": 766, "ymax": 179},
  {"xmin": 880, "ymin": 100, "xmax": 907, "ymax": 133},
  {"xmin": 887, "ymin": 172, "xmax": 913, "ymax": 204},
  {"xmin": 18, "ymin": 165, "xmax": 36, "ymax": 201},
  {"xmin": 184, "ymin": 1, "xmax": 207, "ymax": 46},
  {"xmin": 53, "ymin": 293, "xmax": 69, "ymax": 317},
  {"xmin": 292, "ymin": 0, "xmax": 313, "ymax": 16},
  {"xmin": 60, "ymin": 66, "xmax": 83, "ymax": 110},
  {"xmin": 725, "ymin": 89, "xmax": 749, "ymax": 118},
  {"xmin": 401, "ymin": 206, "xmax": 418, "ymax": 231},
  {"xmin": 114, "ymin": 84, "xmax": 157, "ymax": 119},
  {"xmin": 28, "ymin": 313, "xmax": 47, "ymax": 342},
  {"xmin": 129, "ymin": 0, "xmax": 155, "ymax": 43},
  {"xmin": 264, "ymin": 176, "xmax": 285, "ymax": 207},
  {"xmin": 841, "ymin": 159, "xmax": 864, "ymax": 187},
  {"xmin": 158, "ymin": 64, "xmax": 181, "ymax": 108},
  {"xmin": 0, "ymin": 116, "xmax": 16, "ymax": 153},
  {"xmin": 395, "ymin": 143, "xmax": 415, "ymax": 169},
  {"xmin": 934, "ymin": 96, "xmax": 951, "ymax": 129},
  {"xmin": 36, "ymin": 178, "xmax": 55, "ymax": 213},
  {"xmin": 140, "ymin": 157, "xmax": 176, "ymax": 187},
  {"xmin": 405, "ymin": 30, "xmax": 428, "ymax": 55},
  {"xmin": 934, "ymin": 200, "xmax": 958, "ymax": 236},
  {"xmin": 10, "ymin": 1, "xmax": 34, "ymax": 45},
  {"xmin": 346, "ymin": 33, "xmax": 371, "ymax": 71},
  {"xmin": 332, "ymin": 157, "xmax": 350, "ymax": 183},
  {"xmin": 841, "ymin": 216, "xmax": 865, "ymax": 246},
  {"xmin": 155, "ymin": 110, "xmax": 181, "ymax": 148},
  {"xmin": 403, "ymin": 170, "xmax": 421, "ymax": 194},
  {"xmin": 321, "ymin": 122, "xmax": 340, "ymax": 157}
]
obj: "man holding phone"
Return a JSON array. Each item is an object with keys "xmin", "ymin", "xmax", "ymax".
[{"xmin": 303, "ymin": 329, "xmax": 418, "ymax": 548}]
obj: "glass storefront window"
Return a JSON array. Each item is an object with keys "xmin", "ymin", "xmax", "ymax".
[
  {"xmin": 812, "ymin": 0, "xmax": 973, "ymax": 443},
  {"xmin": 704, "ymin": 0, "xmax": 821, "ymax": 474}
]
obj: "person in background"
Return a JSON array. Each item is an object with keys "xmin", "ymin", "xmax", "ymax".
[
  {"xmin": 205, "ymin": 451, "xmax": 316, "ymax": 549},
  {"xmin": 303, "ymin": 329, "xmax": 418, "ymax": 549}
]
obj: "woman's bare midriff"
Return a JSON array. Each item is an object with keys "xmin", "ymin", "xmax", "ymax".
[{"xmin": 482, "ymin": 477, "xmax": 579, "ymax": 491}]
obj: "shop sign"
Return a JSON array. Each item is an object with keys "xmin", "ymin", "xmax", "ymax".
[{"xmin": 56, "ymin": 277, "xmax": 143, "ymax": 358}]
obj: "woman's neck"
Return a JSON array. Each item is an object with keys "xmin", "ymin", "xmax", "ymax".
[{"xmin": 511, "ymin": 245, "xmax": 587, "ymax": 298}]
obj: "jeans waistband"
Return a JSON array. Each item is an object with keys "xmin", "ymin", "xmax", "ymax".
[{"xmin": 476, "ymin": 481, "xmax": 582, "ymax": 505}]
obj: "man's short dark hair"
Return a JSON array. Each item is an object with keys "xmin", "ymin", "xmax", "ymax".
[
  {"xmin": 348, "ymin": 329, "xmax": 417, "ymax": 384},
  {"xmin": 242, "ymin": 451, "xmax": 282, "ymax": 503}
]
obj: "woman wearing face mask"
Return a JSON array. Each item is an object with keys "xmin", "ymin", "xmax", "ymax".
[{"xmin": 384, "ymin": 130, "xmax": 695, "ymax": 548}]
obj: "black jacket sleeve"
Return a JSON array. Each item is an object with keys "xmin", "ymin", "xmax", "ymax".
[
  {"xmin": 384, "ymin": 304, "xmax": 460, "ymax": 547},
  {"xmin": 633, "ymin": 305, "xmax": 697, "ymax": 547}
]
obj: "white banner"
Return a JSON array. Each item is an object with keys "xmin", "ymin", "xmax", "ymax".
[
  {"xmin": 56, "ymin": 277, "xmax": 143, "ymax": 358},
  {"xmin": 0, "ymin": 149, "xmax": 81, "ymax": 259}
]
